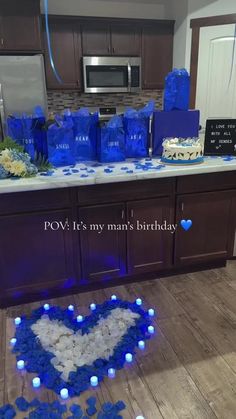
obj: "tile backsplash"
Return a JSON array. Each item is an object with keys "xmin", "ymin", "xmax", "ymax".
[{"xmin": 47, "ymin": 89, "xmax": 163, "ymax": 113}]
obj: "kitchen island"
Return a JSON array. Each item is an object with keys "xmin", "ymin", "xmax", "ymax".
[{"xmin": 0, "ymin": 156, "xmax": 236, "ymax": 307}]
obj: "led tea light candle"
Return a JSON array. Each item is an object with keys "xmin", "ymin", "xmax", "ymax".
[
  {"xmin": 138, "ymin": 340, "xmax": 145, "ymax": 350},
  {"xmin": 125, "ymin": 353, "xmax": 133, "ymax": 363},
  {"xmin": 32, "ymin": 377, "xmax": 41, "ymax": 388},
  {"xmin": 148, "ymin": 325, "xmax": 155, "ymax": 334},
  {"xmin": 68, "ymin": 305, "xmax": 74, "ymax": 312},
  {"xmin": 108, "ymin": 368, "xmax": 116, "ymax": 378},
  {"xmin": 111, "ymin": 295, "xmax": 117, "ymax": 301},
  {"xmin": 10, "ymin": 338, "xmax": 17, "ymax": 346},
  {"xmin": 14, "ymin": 317, "xmax": 21, "ymax": 326},
  {"xmin": 43, "ymin": 303, "xmax": 50, "ymax": 311},
  {"xmin": 90, "ymin": 303, "xmax": 96, "ymax": 311},
  {"xmin": 148, "ymin": 308, "xmax": 155, "ymax": 317},
  {"xmin": 60, "ymin": 388, "xmax": 69, "ymax": 400},
  {"xmin": 136, "ymin": 298, "xmax": 142, "ymax": 306},
  {"xmin": 17, "ymin": 360, "xmax": 25, "ymax": 370},
  {"xmin": 90, "ymin": 376, "xmax": 98, "ymax": 387},
  {"xmin": 76, "ymin": 315, "xmax": 83, "ymax": 323},
  {"xmin": 136, "ymin": 416, "xmax": 145, "ymax": 419}
]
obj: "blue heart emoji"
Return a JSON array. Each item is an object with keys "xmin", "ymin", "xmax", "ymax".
[
  {"xmin": 180, "ymin": 219, "xmax": 193, "ymax": 231},
  {"xmin": 12, "ymin": 301, "xmax": 152, "ymax": 397}
]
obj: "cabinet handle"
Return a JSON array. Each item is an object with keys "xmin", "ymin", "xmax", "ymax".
[
  {"xmin": 121, "ymin": 209, "xmax": 125, "ymax": 219},
  {"xmin": 113, "ymin": 47, "xmax": 115, "ymax": 54},
  {"xmin": 181, "ymin": 202, "xmax": 184, "ymax": 213},
  {"xmin": 130, "ymin": 209, "xmax": 134, "ymax": 219},
  {"xmin": 1, "ymin": 38, "xmax": 4, "ymax": 46}
]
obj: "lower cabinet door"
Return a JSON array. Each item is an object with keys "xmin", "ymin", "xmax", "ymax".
[
  {"xmin": 127, "ymin": 198, "xmax": 174, "ymax": 274},
  {"xmin": 175, "ymin": 191, "xmax": 232, "ymax": 266},
  {"xmin": 79, "ymin": 203, "xmax": 126, "ymax": 281},
  {"xmin": 0, "ymin": 210, "xmax": 75, "ymax": 303}
]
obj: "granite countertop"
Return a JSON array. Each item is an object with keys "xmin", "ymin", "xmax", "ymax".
[{"xmin": 0, "ymin": 155, "xmax": 236, "ymax": 194}]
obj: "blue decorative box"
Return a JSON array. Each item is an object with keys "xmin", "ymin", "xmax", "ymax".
[{"xmin": 152, "ymin": 110, "xmax": 200, "ymax": 155}]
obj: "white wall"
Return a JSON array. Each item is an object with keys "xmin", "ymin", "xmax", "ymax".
[
  {"xmin": 41, "ymin": 0, "xmax": 166, "ymax": 20},
  {"xmin": 185, "ymin": 0, "xmax": 236, "ymax": 70}
]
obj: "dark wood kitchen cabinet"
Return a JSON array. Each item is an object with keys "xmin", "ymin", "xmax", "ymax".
[
  {"xmin": 43, "ymin": 18, "xmax": 81, "ymax": 89},
  {"xmin": 111, "ymin": 23, "xmax": 141, "ymax": 56},
  {"xmin": 81, "ymin": 20, "xmax": 141, "ymax": 56},
  {"xmin": 127, "ymin": 198, "xmax": 173, "ymax": 275},
  {"xmin": 175, "ymin": 191, "xmax": 232, "ymax": 267},
  {"xmin": 79, "ymin": 203, "xmax": 126, "ymax": 282},
  {"xmin": 0, "ymin": 0, "xmax": 42, "ymax": 52},
  {"xmin": 0, "ymin": 209, "xmax": 76, "ymax": 305},
  {"xmin": 142, "ymin": 23, "xmax": 174, "ymax": 89},
  {"xmin": 81, "ymin": 22, "xmax": 111, "ymax": 56}
]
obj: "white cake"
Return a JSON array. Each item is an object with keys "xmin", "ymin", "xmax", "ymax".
[{"xmin": 161, "ymin": 137, "xmax": 204, "ymax": 164}]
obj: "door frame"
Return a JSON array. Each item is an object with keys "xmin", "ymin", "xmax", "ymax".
[{"xmin": 190, "ymin": 13, "xmax": 236, "ymax": 108}]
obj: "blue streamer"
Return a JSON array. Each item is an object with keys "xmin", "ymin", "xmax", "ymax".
[{"xmin": 44, "ymin": 0, "xmax": 62, "ymax": 84}]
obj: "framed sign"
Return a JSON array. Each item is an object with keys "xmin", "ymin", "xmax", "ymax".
[{"xmin": 204, "ymin": 119, "xmax": 236, "ymax": 155}]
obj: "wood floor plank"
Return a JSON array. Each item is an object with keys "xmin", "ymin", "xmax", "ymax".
[
  {"xmin": 2, "ymin": 261, "xmax": 236, "ymax": 418},
  {"xmin": 135, "ymin": 323, "xmax": 216, "ymax": 419},
  {"xmin": 160, "ymin": 272, "xmax": 236, "ymax": 373},
  {"xmin": 159, "ymin": 315, "xmax": 236, "ymax": 419}
]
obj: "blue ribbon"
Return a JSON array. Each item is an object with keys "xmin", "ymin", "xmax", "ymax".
[{"xmin": 43, "ymin": 0, "xmax": 63, "ymax": 84}]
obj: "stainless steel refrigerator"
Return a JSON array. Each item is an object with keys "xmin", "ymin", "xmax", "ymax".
[{"xmin": 0, "ymin": 54, "xmax": 48, "ymax": 138}]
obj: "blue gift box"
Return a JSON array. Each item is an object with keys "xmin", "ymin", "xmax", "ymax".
[{"xmin": 152, "ymin": 110, "xmax": 200, "ymax": 155}]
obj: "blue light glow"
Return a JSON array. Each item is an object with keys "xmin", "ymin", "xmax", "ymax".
[
  {"xmin": 148, "ymin": 308, "xmax": 155, "ymax": 317},
  {"xmin": 148, "ymin": 325, "xmax": 155, "ymax": 334},
  {"xmin": 90, "ymin": 303, "xmax": 96, "ymax": 311},
  {"xmin": 138, "ymin": 340, "xmax": 145, "ymax": 350},
  {"xmin": 125, "ymin": 353, "xmax": 133, "ymax": 363},
  {"xmin": 10, "ymin": 338, "xmax": 17, "ymax": 346},
  {"xmin": 68, "ymin": 305, "xmax": 74, "ymax": 312},
  {"xmin": 108, "ymin": 368, "xmax": 116, "ymax": 378},
  {"xmin": 17, "ymin": 360, "xmax": 25, "ymax": 370},
  {"xmin": 14, "ymin": 317, "xmax": 21, "ymax": 326},
  {"xmin": 90, "ymin": 376, "xmax": 98, "ymax": 387},
  {"xmin": 44, "ymin": 304, "xmax": 50, "ymax": 311},
  {"xmin": 136, "ymin": 298, "xmax": 142, "ymax": 306},
  {"xmin": 76, "ymin": 315, "xmax": 84, "ymax": 323},
  {"xmin": 32, "ymin": 377, "xmax": 41, "ymax": 388},
  {"xmin": 60, "ymin": 388, "xmax": 69, "ymax": 399},
  {"xmin": 111, "ymin": 295, "xmax": 117, "ymax": 301}
]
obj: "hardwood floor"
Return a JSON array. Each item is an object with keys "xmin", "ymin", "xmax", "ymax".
[{"xmin": 1, "ymin": 261, "xmax": 236, "ymax": 418}]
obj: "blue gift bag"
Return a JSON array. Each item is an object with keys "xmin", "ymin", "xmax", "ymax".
[
  {"xmin": 72, "ymin": 108, "xmax": 98, "ymax": 161},
  {"xmin": 7, "ymin": 106, "xmax": 47, "ymax": 160},
  {"xmin": 98, "ymin": 116, "xmax": 125, "ymax": 163},
  {"xmin": 164, "ymin": 69, "xmax": 190, "ymax": 111},
  {"xmin": 31, "ymin": 106, "xmax": 48, "ymax": 159},
  {"xmin": 47, "ymin": 116, "xmax": 75, "ymax": 167},
  {"xmin": 124, "ymin": 100, "xmax": 155, "ymax": 158},
  {"xmin": 7, "ymin": 115, "xmax": 35, "ymax": 159}
]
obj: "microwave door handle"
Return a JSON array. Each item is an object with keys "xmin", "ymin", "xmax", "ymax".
[{"xmin": 127, "ymin": 62, "xmax": 131, "ymax": 92}]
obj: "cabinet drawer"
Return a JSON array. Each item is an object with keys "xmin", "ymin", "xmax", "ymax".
[
  {"xmin": 177, "ymin": 171, "xmax": 236, "ymax": 194},
  {"xmin": 0, "ymin": 188, "xmax": 72, "ymax": 215},
  {"xmin": 77, "ymin": 178, "xmax": 175, "ymax": 205}
]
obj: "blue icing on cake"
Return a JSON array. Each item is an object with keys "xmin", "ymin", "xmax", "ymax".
[{"xmin": 161, "ymin": 137, "xmax": 204, "ymax": 164}]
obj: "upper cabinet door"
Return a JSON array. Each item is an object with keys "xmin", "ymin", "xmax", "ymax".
[
  {"xmin": 81, "ymin": 22, "xmax": 111, "ymax": 55},
  {"xmin": 0, "ymin": 0, "xmax": 41, "ymax": 51},
  {"xmin": 43, "ymin": 19, "xmax": 81, "ymax": 90},
  {"xmin": 111, "ymin": 23, "xmax": 141, "ymax": 56},
  {"xmin": 142, "ymin": 23, "xmax": 173, "ymax": 89}
]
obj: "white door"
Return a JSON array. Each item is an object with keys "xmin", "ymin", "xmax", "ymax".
[{"xmin": 196, "ymin": 24, "xmax": 236, "ymax": 130}]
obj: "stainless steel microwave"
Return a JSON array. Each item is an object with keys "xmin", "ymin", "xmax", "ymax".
[{"xmin": 83, "ymin": 56, "xmax": 141, "ymax": 93}]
